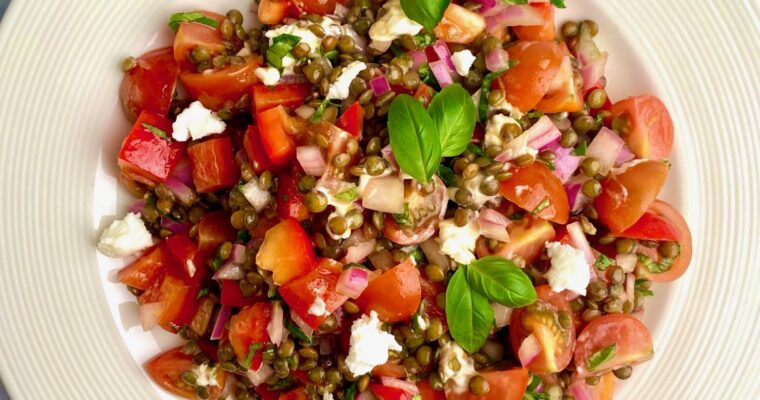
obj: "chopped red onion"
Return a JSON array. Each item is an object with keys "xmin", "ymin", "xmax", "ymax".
[
  {"xmin": 369, "ymin": 74, "xmax": 391, "ymax": 96},
  {"xmin": 485, "ymin": 5, "xmax": 543, "ymax": 33},
  {"xmin": 518, "ymin": 334, "xmax": 542, "ymax": 367},
  {"xmin": 432, "ymin": 40, "xmax": 455, "ymax": 72},
  {"xmin": 420, "ymin": 239, "xmax": 451, "ymax": 271},
  {"xmin": 380, "ymin": 377, "xmax": 420, "ymax": 395},
  {"xmin": 573, "ymin": 24, "xmax": 609, "ymax": 91},
  {"xmin": 165, "ymin": 176, "xmax": 195, "ymax": 205},
  {"xmin": 526, "ymin": 116, "xmax": 562, "ymax": 149},
  {"xmin": 128, "ymin": 199, "xmax": 146, "ymax": 215},
  {"xmin": 235, "ymin": 149, "xmax": 249, "ymax": 166},
  {"xmin": 624, "ymin": 273, "xmax": 636, "ymax": 303},
  {"xmin": 492, "ymin": 303, "xmax": 513, "ymax": 328},
  {"xmin": 409, "ymin": 50, "xmax": 428, "ymax": 70},
  {"xmin": 319, "ymin": 336, "xmax": 334, "ymax": 355},
  {"xmin": 485, "ymin": 47, "xmax": 510, "ymax": 72},
  {"xmin": 210, "ymin": 305, "xmax": 231, "ymax": 340},
  {"xmin": 245, "ymin": 362, "xmax": 273, "ymax": 386},
  {"xmin": 478, "ymin": 209, "xmax": 510, "ymax": 242},
  {"xmin": 616, "ymin": 143, "xmax": 636, "ymax": 165},
  {"xmin": 336, "ymin": 267, "xmax": 370, "ymax": 299},
  {"xmin": 568, "ymin": 381, "xmax": 593, "ymax": 400},
  {"xmin": 171, "ymin": 157, "xmax": 193, "ymax": 187},
  {"xmin": 540, "ymin": 139, "xmax": 581, "ymax": 183},
  {"xmin": 213, "ymin": 263, "xmax": 245, "ymax": 280},
  {"xmin": 267, "ymin": 302, "xmax": 284, "ymax": 346},
  {"xmin": 567, "ymin": 222, "xmax": 595, "ymax": 266},
  {"xmin": 160, "ymin": 216, "xmax": 190, "ymax": 234},
  {"xmin": 140, "ymin": 302, "xmax": 163, "ymax": 331},
  {"xmin": 586, "ymin": 127, "xmax": 625, "ymax": 174},
  {"xmin": 481, "ymin": 340, "xmax": 505, "ymax": 362},
  {"xmin": 381, "ymin": 145, "xmax": 399, "ymax": 170},
  {"xmin": 564, "ymin": 176, "xmax": 590, "ymax": 213},
  {"xmin": 429, "ymin": 60, "xmax": 454, "ymax": 88},
  {"xmin": 297, "ymin": 146, "xmax": 327, "ymax": 177},
  {"xmin": 356, "ymin": 391, "xmax": 374, "ymax": 400},
  {"xmin": 230, "ymin": 244, "xmax": 246, "ymax": 264},
  {"xmin": 361, "ymin": 175, "xmax": 404, "ymax": 214},
  {"xmin": 290, "ymin": 311, "xmax": 315, "ymax": 337},
  {"xmin": 295, "ymin": 105, "xmax": 316, "ymax": 120}
]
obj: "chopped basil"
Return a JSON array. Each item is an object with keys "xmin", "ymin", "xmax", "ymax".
[
  {"xmin": 526, "ymin": 374, "xmax": 542, "ymax": 392},
  {"xmin": 388, "ymin": 94, "xmax": 441, "ymax": 183},
  {"xmin": 437, "ymin": 165, "xmax": 456, "ymax": 187},
  {"xmin": 196, "ymin": 287, "xmax": 210, "ymax": 300},
  {"xmin": 418, "ymin": 63, "xmax": 438, "ymax": 88},
  {"xmin": 390, "ymin": 44, "xmax": 404, "ymax": 57},
  {"xmin": 269, "ymin": 376, "xmax": 297, "ymax": 391},
  {"xmin": 637, "ymin": 252, "xmax": 676, "ymax": 274},
  {"xmin": 527, "ymin": 110, "xmax": 545, "ymax": 119},
  {"xmin": 237, "ymin": 230, "xmax": 251, "ymax": 242},
  {"xmin": 573, "ymin": 140, "xmax": 588, "ymax": 156},
  {"xmin": 345, "ymin": 383, "xmax": 357, "ymax": 400},
  {"xmin": 266, "ymin": 34, "xmax": 301, "ymax": 69},
  {"xmin": 400, "ymin": 0, "xmax": 451, "ymax": 32},
  {"xmin": 404, "ymin": 246, "xmax": 425, "ymax": 264},
  {"xmin": 142, "ymin": 123, "xmax": 169, "ymax": 140},
  {"xmin": 286, "ymin": 320, "xmax": 314, "ymax": 345},
  {"xmin": 335, "ymin": 185, "xmax": 358, "ymax": 202},
  {"xmin": 551, "ymin": 0, "xmax": 567, "ymax": 8},
  {"xmin": 323, "ymin": 50, "xmax": 338, "ymax": 64},
  {"xmin": 466, "ymin": 143, "xmax": 488, "ymax": 158},
  {"xmin": 393, "ymin": 203, "xmax": 412, "ymax": 226},
  {"xmin": 414, "ymin": 32, "xmax": 435, "ymax": 47},
  {"xmin": 532, "ymin": 197, "xmax": 551, "ymax": 215},
  {"xmin": 428, "ymin": 84, "xmax": 477, "ymax": 157},
  {"xmin": 412, "ymin": 395, "xmax": 422, "ymax": 400},
  {"xmin": 594, "ymin": 254, "xmax": 614, "ymax": 270},
  {"xmin": 210, "ymin": 254, "xmax": 223, "ymax": 271},
  {"xmin": 546, "ymin": 160, "xmax": 556, "ymax": 171},
  {"xmin": 635, "ymin": 279, "xmax": 654, "ymax": 297},
  {"xmin": 445, "ymin": 267, "xmax": 494, "ymax": 352},
  {"xmin": 465, "ymin": 256, "xmax": 537, "ymax": 307},
  {"xmin": 586, "ymin": 344, "xmax": 616, "ymax": 371},
  {"xmin": 240, "ymin": 342, "xmax": 263, "ymax": 370},
  {"xmin": 168, "ymin": 12, "xmax": 219, "ymax": 32},
  {"xmin": 522, "ymin": 392, "xmax": 549, "ymax": 400},
  {"xmin": 479, "ymin": 70, "xmax": 507, "ymax": 122},
  {"xmin": 311, "ymin": 99, "xmax": 334, "ymax": 122}
]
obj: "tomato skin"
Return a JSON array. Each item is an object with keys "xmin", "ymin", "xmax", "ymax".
[
  {"xmin": 574, "ymin": 314, "xmax": 654, "ymax": 377},
  {"xmin": 535, "ymin": 56, "xmax": 584, "ymax": 113},
  {"xmin": 589, "ymin": 373, "xmax": 615, "ymax": 400},
  {"xmin": 117, "ymin": 244, "xmax": 172, "ymax": 290},
  {"xmin": 417, "ymin": 380, "xmax": 446, "ymax": 400},
  {"xmin": 434, "ymin": 3, "xmax": 486, "ymax": 44},
  {"xmin": 118, "ymin": 112, "xmax": 186, "ymax": 186},
  {"xmin": 279, "ymin": 259, "xmax": 349, "ymax": 329},
  {"xmin": 369, "ymin": 385, "xmax": 412, "ymax": 400},
  {"xmin": 500, "ymin": 162, "xmax": 569, "ymax": 224},
  {"xmin": 615, "ymin": 210, "xmax": 679, "ymax": 241},
  {"xmin": 197, "ymin": 211, "xmax": 237, "ymax": 262},
  {"xmin": 277, "ymin": 171, "xmax": 310, "ymax": 222},
  {"xmin": 356, "ymin": 260, "xmax": 421, "ymax": 323},
  {"xmin": 120, "ymin": 47, "xmax": 179, "ymax": 120},
  {"xmin": 609, "ymin": 95, "xmax": 674, "ymax": 159},
  {"xmin": 372, "ymin": 361, "xmax": 408, "ymax": 378},
  {"xmin": 259, "ymin": 0, "xmax": 291, "ymax": 25},
  {"xmin": 420, "ymin": 277, "xmax": 447, "ymax": 328},
  {"xmin": 476, "ymin": 214, "xmax": 555, "ymax": 263},
  {"xmin": 513, "ymin": 3, "xmax": 556, "ymax": 41},
  {"xmin": 278, "ymin": 387, "xmax": 309, "ymax": 400},
  {"xmin": 165, "ymin": 233, "xmax": 204, "ymax": 286},
  {"xmin": 510, "ymin": 286, "xmax": 575, "ymax": 374},
  {"xmin": 496, "ymin": 41, "xmax": 563, "ymax": 112},
  {"xmin": 139, "ymin": 273, "xmax": 199, "ymax": 331},
  {"xmin": 637, "ymin": 200, "xmax": 693, "ymax": 282},
  {"xmin": 413, "ymin": 84, "xmax": 436, "ymax": 108},
  {"xmin": 594, "ymin": 160, "xmax": 669, "ymax": 233},
  {"xmin": 256, "ymin": 218, "xmax": 317, "ymax": 285},
  {"xmin": 243, "ymin": 125, "xmax": 274, "ymax": 174},
  {"xmin": 187, "ymin": 136, "xmax": 240, "ymax": 193},
  {"xmin": 444, "ymin": 369, "xmax": 529, "ymax": 400},
  {"xmin": 257, "ymin": 106, "xmax": 297, "ymax": 169},
  {"xmin": 146, "ymin": 346, "xmax": 226, "ymax": 399},
  {"xmin": 220, "ymin": 280, "xmax": 266, "ymax": 307},
  {"xmin": 336, "ymin": 101, "xmax": 365, "ymax": 139},
  {"xmin": 229, "ymin": 302, "xmax": 272, "ymax": 370},
  {"xmin": 252, "ymin": 83, "xmax": 312, "ymax": 113},
  {"xmin": 180, "ymin": 56, "xmax": 263, "ymax": 111},
  {"xmin": 173, "ymin": 11, "xmax": 225, "ymax": 70},
  {"xmin": 292, "ymin": 0, "xmax": 336, "ymax": 15}
]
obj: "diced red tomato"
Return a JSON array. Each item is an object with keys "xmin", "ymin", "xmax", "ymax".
[
  {"xmin": 500, "ymin": 162, "xmax": 569, "ymax": 224},
  {"xmin": 417, "ymin": 380, "xmax": 446, "ymax": 400},
  {"xmin": 243, "ymin": 125, "xmax": 275, "ymax": 174},
  {"xmin": 258, "ymin": 0, "xmax": 291, "ymax": 25},
  {"xmin": 256, "ymin": 106, "xmax": 297, "ymax": 169},
  {"xmin": 383, "ymin": 176, "xmax": 447, "ymax": 246},
  {"xmin": 180, "ymin": 56, "xmax": 263, "ymax": 111},
  {"xmin": 510, "ymin": 286, "xmax": 575, "ymax": 373},
  {"xmin": 187, "ymin": 136, "xmax": 240, "ymax": 193},
  {"xmin": 496, "ymin": 41, "xmax": 563, "ymax": 112},
  {"xmin": 574, "ymin": 314, "xmax": 654, "ymax": 377},
  {"xmin": 636, "ymin": 200, "xmax": 693, "ymax": 282},
  {"xmin": 118, "ymin": 111, "xmax": 185, "ymax": 186},
  {"xmin": 420, "ymin": 277, "xmax": 447, "ymax": 328},
  {"xmin": 434, "ymin": 4, "xmax": 486, "ymax": 44},
  {"xmin": 220, "ymin": 280, "xmax": 266, "ymax": 308},
  {"xmin": 336, "ymin": 101, "xmax": 364, "ymax": 139},
  {"xmin": 256, "ymin": 384, "xmax": 282, "ymax": 400},
  {"xmin": 594, "ymin": 160, "xmax": 669, "ymax": 233},
  {"xmin": 252, "ymin": 83, "xmax": 312, "ymax": 113},
  {"xmin": 356, "ymin": 260, "xmax": 421, "ymax": 323},
  {"xmin": 256, "ymin": 218, "xmax": 317, "ymax": 285},
  {"xmin": 278, "ymin": 387, "xmax": 309, "ymax": 400},
  {"xmin": 292, "ymin": 0, "xmax": 336, "ymax": 15},
  {"xmin": 616, "ymin": 210, "xmax": 679, "ymax": 241},
  {"xmin": 444, "ymin": 369, "xmax": 529, "ymax": 400},
  {"xmin": 172, "ymin": 11, "xmax": 225, "ymax": 70},
  {"xmin": 165, "ymin": 233, "xmax": 204, "ymax": 285},
  {"xmin": 120, "ymin": 47, "xmax": 179, "ymax": 120},
  {"xmin": 588, "ymin": 373, "xmax": 616, "ymax": 400},
  {"xmin": 413, "ymin": 84, "xmax": 436, "ymax": 108},
  {"xmin": 609, "ymin": 95, "xmax": 674, "ymax": 159},
  {"xmin": 229, "ymin": 302, "xmax": 272, "ymax": 370},
  {"xmin": 197, "ymin": 211, "xmax": 237, "ymax": 262},
  {"xmin": 384, "ymin": 216, "xmax": 438, "ymax": 246},
  {"xmin": 513, "ymin": 3, "xmax": 556, "ymax": 41},
  {"xmin": 369, "ymin": 384, "xmax": 412, "ymax": 400},
  {"xmin": 276, "ymin": 170, "xmax": 310, "ymax": 222},
  {"xmin": 372, "ymin": 361, "xmax": 408, "ymax": 378},
  {"xmin": 118, "ymin": 244, "xmax": 172, "ymax": 290},
  {"xmin": 139, "ymin": 273, "xmax": 200, "ymax": 331},
  {"xmin": 535, "ymin": 56, "xmax": 584, "ymax": 113},
  {"xmin": 279, "ymin": 258, "xmax": 349, "ymax": 329},
  {"xmin": 476, "ymin": 214, "xmax": 555, "ymax": 263},
  {"xmin": 146, "ymin": 346, "xmax": 226, "ymax": 399}
]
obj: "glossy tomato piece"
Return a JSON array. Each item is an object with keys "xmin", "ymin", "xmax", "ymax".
[
  {"xmin": 258, "ymin": 0, "xmax": 291, "ymax": 25},
  {"xmin": 252, "ymin": 83, "xmax": 312, "ymax": 113},
  {"xmin": 279, "ymin": 259, "xmax": 348, "ymax": 329},
  {"xmin": 589, "ymin": 373, "xmax": 615, "ymax": 400},
  {"xmin": 594, "ymin": 160, "xmax": 669, "ymax": 233},
  {"xmin": 256, "ymin": 218, "xmax": 317, "ymax": 285},
  {"xmin": 256, "ymin": 105, "xmax": 297, "ymax": 169},
  {"xmin": 413, "ymin": 84, "xmax": 436, "ymax": 108},
  {"xmin": 180, "ymin": 56, "xmax": 263, "ymax": 111},
  {"xmin": 513, "ymin": 3, "xmax": 556, "ymax": 41},
  {"xmin": 420, "ymin": 277, "xmax": 447, "ymax": 328},
  {"xmin": 417, "ymin": 380, "xmax": 446, "ymax": 400},
  {"xmin": 356, "ymin": 260, "xmax": 421, "ymax": 323},
  {"xmin": 496, "ymin": 41, "xmax": 563, "ymax": 112},
  {"xmin": 118, "ymin": 244, "xmax": 172, "ymax": 290},
  {"xmin": 243, "ymin": 125, "xmax": 274, "ymax": 174},
  {"xmin": 173, "ymin": 10, "xmax": 225, "ymax": 70},
  {"xmin": 369, "ymin": 384, "xmax": 412, "ymax": 400},
  {"xmin": 475, "ymin": 214, "xmax": 555, "ymax": 264},
  {"xmin": 636, "ymin": 200, "xmax": 692, "ymax": 282},
  {"xmin": 383, "ymin": 176, "xmax": 448, "ymax": 245},
  {"xmin": 187, "ymin": 136, "xmax": 240, "ymax": 193},
  {"xmin": 118, "ymin": 111, "xmax": 186, "ymax": 186},
  {"xmin": 384, "ymin": 216, "xmax": 438, "ymax": 246},
  {"xmin": 165, "ymin": 233, "xmax": 204, "ymax": 285},
  {"xmin": 229, "ymin": 302, "xmax": 272, "ymax": 370},
  {"xmin": 510, "ymin": 286, "xmax": 575, "ymax": 373},
  {"xmin": 372, "ymin": 361, "xmax": 408, "ymax": 378},
  {"xmin": 146, "ymin": 346, "xmax": 226, "ymax": 399},
  {"xmin": 434, "ymin": 3, "xmax": 486, "ymax": 44},
  {"xmin": 277, "ymin": 170, "xmax": 310, "ymax": 222},
  {"xmin": 610, "ymin": 95, "xmax": 674, "ymax": 160},
  {"xmin": 336, "ymin": 101, "xmax": 364, "ymax": 139},
  {"xmin": 616, "ymin": 210, "xmax": 679, "ymax": 241},
  {"xmin": 120, "ymin": 47, "xmax": 179, "ymax": 120},
  {"xmin": 220, "ymin": 279, "xmax": 266, "ymax": 308},
  {"xmin": 292, "ymin": 0, "xmax": 336, "ymax": 14},
  {"xmin": 500, "ymin": 162, "xmax": 569, "ymax": 224},
  {"xmin": 445, "ymin": 369, "xmax": 529, "ymax": 400},
  {"xmin": 278, "ymin": 387, "xmax": 309, "ymax": 400},
  {"xmin": 535, "ymin": 56, "xmax": 584, "ymax": 113},
  {"xmin": 197, "ymin": 211, "xmax": 237, "ymax": 262},
  {"xmin": 139, "ymin": 273, "xmax": 199, "ymax": 331},
  {"xmin": 574, "ymin": 314, "xmax": 653, "ymax": 377}
]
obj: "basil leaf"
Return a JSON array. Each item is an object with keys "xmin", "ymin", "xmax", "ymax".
[
  {"xmin": 196, "ymin": 287, "xmax": 210, "ymax": 300},
  {"xmin": 446, "ymin": 267, "xmax": 494, "ymax": 353},
  {"xmin": 551, "ymin": 0, "xmax": 566, "ymax": 8},
  {"xmin": 419, "ymin": 63, "xmax": 438, "ymax": 88},
  {"xmin": 466, "ymin": 143, "xmax": 488, "ymax": 158},
  {"xmin": 573, "ymin": 140, "xmax": 588, "ymax": 156},
  {"xmin": 594, "ymin": 254, "xmax": 613, "ymax": 270},
  {"xmin": 400, "ymin": 0, "xmax": 451, "ymax": 32},
  {"xmin": 508, "ymin": 211, "xmax": 525, "ymax": 221},
  {"xmin": 142, "ymin": 123, "xmax": 169, "ymax": 140},
  {"xmin": 427, "ymin": 84, "xmax": 476, "ymax": 157},
  {"xmin": 437, "ymin": 165, "xmax": 456, "ymax": 187},
  {"xmin": 466, "ymin": 256, "xmax": 537, "ymax": 307},
  {"xmin": 168, "ymin": 12, "xmax": 219, "ymax": 32},
  {"xmin": 532, "ymin": 197, "xmax": 551, "ymax": 215},
  {"xmin": 414, "ymin": 32, "xmax": 435, "ymax": 47},
  {"xmin": 388, "ymin": 94, "xmax": 441, "ymax": 183},
  {"xmin": 237, "ymin": 230, "xmax": 251, "ymax": 242},
  {"xmin": 479, "ymin": 70, "xmax": 507, "ymax": 121},
  {"xmin": 345, "ymin": 383, "xmax": 357, "ymax": 400},
  {"xmin": 335, "ymin": 185, "xmax": 358, "ymax": 202},
  {"xmin": 241, "ymin": 342, "xmax": 263, "ymax": 370},
  {"xmin": 267, "ymin": 34, "xmax": 301, "ymax": 69},
  {"xmin": 286, "ymin": 320, "xmax": 314, "ymax": 345},
  {"xmin": 526, "ymin": 374, "xmax": 542, "ymax": 391},
  {"xmin": 587, "ymin": 344, "xmax": 616, "ymax": 371},
  {"xmin": 311, "ymin": 99, "xmax": 334, "ymax": 122},
  {"xmin": 527, "ymin": 110, "xmax": 545, "ymax": 119}
]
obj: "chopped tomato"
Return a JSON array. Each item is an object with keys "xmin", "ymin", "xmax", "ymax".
[
  {"xmin": 369, "ymin": 384, "xmax": 412, "ymax": 400},
  {"xmin": 513, "ymin": 3, "xmax": 556, "ymax": 41},
  {"xmin": 220, "ymin": 280, "xmax": 266, "ymax": 307},
  {"xmin": 383, "ymin": 176, "xmax": 448, "ymax": 245},
  {"xmin": 117, "ymin": 244, "xmax": 172, "ymax": 290},
  {"xmin": 609, "ymin": 95, "xmax": 674, "ymax": 159},
  {"xmin": 475, "ymin": 214, "xmax": 555, "ymax": 263},
  {"xmin": 276, "ymin": 170, "xmax": 310, "ymax": 222},
  {"xmin": 383, "ymin": 216, "xmax": 437, "ymax": 246},
  {"xmin": 118, "ymin": 111, "xmax": 185, "ymax": 186},
  {"xmin": 165, "ymin": 233, "xmax": 204, "ymax": 285},
  {"xmin": 146, "ymin": 346, "xmax": 226, "ymax": 399},
  {"xmin": 574, "ymin": 314, "xmax": 653, "ymax": 377},
  {"xmin": 510, "ymin": 286, "xmax": 575, "ymax": 373},
  {"xmin": 173, "ymin": 10, "xmax": 225, "ymax": 70},
  {"xmin": 139, "ymin": 273, "xmax": 199, "ymax": 331},
  {"xmin": 615, "ymin": 210, "xmax": 680, "ymax": 241},
  {"xmin": 356, "ymin": 260, "xmax": 421, "ymax": 323},
  {"xmin": 417, "ymin": 380, "xmax": 446, "ymax": 400},
  {"xmin": 187, "ymin": 136, "xmax": 240, "ymax": 193},
  {"xmin": 256, "ymin": 105, "xmax": 297, "ymax": 169},
  {"xmin": 229, "ymin": 302, "xmax": 272, "ymax": 370},
  {"xmin": 278, "ymin": 387, "xmax": 309, "ymax": 400},
  {"xmin": 372, "ymin": 361, "xmax": 408, "ymax": 378},
  {"xmin": 258, "ymin": 0, "xmax": 291, "ymax": 25},
  {"xmin": 180, "ymin": 56, "xmax": 263, "ymax": 111},
  {"xmin": 637, "ymin": 200, "xmax": 693, "ymax": 282},
  {"xmin": 292, "ymin": 0, "xmax": 336, "ymax": 15},
  {"xmin": 279, "ymin": 258, "xmax": 349, "ymax": 329},
  {"xmin": 336, "ymin": 101, "xmax": 364, "ymax": 139},
  {"xmin": 420, "ymin": 277, "xmax": 447, "ymax": 328},
  {"xmin": 500, "ymin": 162, "xmax": 569, "ymax": 224},
  {"xmin": 197, "ymin": 211, "xmax": 237, "ymax": 262},
  {"xmin": 434, "ymin": 3, "xmax": 486, "ymax": 45},
  {"xmin": 243, "ymin": 125, "xmax": 274, "ymax": 174},
  {"xmin": 589, "ymin": 373, "xmax": 615, "ymax": 400},
  {"xmin": 594, "ymin": 160, "xmax": 669, "ymax": 233},
  {"xmin": 256, "ymin": 218, "xmax": 317, "ymax": 285},
  {"xmin": 120, "ymin": 47, "xmax": 179, "ymax": 120},
  {"xmin": 413, "ymin": 84, "xmax": 436, "ymax": 108},
  {"xmin": 535, "ymin": 56, "xmax": 584, "ymax": 113},
  {"xmin": 252, "ymin": 83, "xmax": 312, "ymax": 113},
  {"xmin": 496, "ymin": 41, "xmax": 563, "ymax": 112},
  {"xmin": 444, "ymin": 369, "xmax": 529, "ymax": 400}
]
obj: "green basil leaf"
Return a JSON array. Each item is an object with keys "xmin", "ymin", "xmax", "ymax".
[
  {"xmin": 414, "ymin": 32, "xmax": 435, "ymax": 47},
  {"xmin": 142, "ymin": 123, "xmax": 169, "ymax": 140},
  {"xmin": 267, "ymin": 34, "xmax": 301, "ymax": 69},
  {"xmin": 419, "ymin": 63, "xmax": 438, "ymax": 88},
  {"xmin": 241, "ymin": 342, "xmax": 263, "ymax": 370},
  {"xmin": 508, "ymin": 211, "xmax": 525, "ymax": 221},
  {"xmin": 587, "ymin": 344, "xmax": 616, "ymax": 371},
  {"xmin": 499, "ymin": 0, "xmax": 529, "ymax": 5},
  {"xmin": 527, "ymin": 110, "xmax": 545, "ymax": 119},
  {"xmin": 532, "ymin": 197, "xmax": 551, "ymax": 215},
  {"xmin": 168, "ymin": 12, "xmax": 220, "ymax": 32},
  {"xmin": 479, "ymin": 70, "xmax": 507, "ymax": 121},
  {"xmin": 466, "ymin": 143, "xmax": 488, "ymax": 158},
  {"xmin": 400, "ymin": 0, "xmax": 451, "ymax": 32},
  {"xmin": 437, "ymin": 165, "xmax": 456, "ymax": 187},
  {"xmin": 345, "ymin": 383, "xmax": 357, "ymax": 400},
  {"xmin": 196, "ymin": 287, "xmax": 210, "ymax": 300},
  {"xmin": 428, "ymin": 84, "xmax": 477, "ymax": 157},
  {"xmin": 466, "ymin": 256, "xmax": 537, "ymax": 307},
  {"xmin": 551, "ymin": 0, "xmax": 566, "ymax": 8},
  {"xmin": 594, "ymin": 254, "xmax": 613, "ymax": 270},
  {"xmin": 388, "ymin": 94, "xmax": 441, "ymax": 183},
  {"xmin": 237, "ymin": 230, "xmax": 251, "ymax": 242},
  {"xmin": 446, "ymin": 267, "xmax": 494, "ymax": 353},
  {"xmin": 335, "ymin": 185, "xmax": 358, "ymax": 202},
  {"xmin": 573, "ymin": 140, "xmax": 588, "ymax": 156},
  {"xmin": 311, "ymin": 99, "xmax": 334, "ymax": 122},
  {"xmin": 286, "ymin": 320, "xmax": 314, "ymax": 345},
  {"xmin": 634, "ymin": 279, "xmax": 654, "ymax": 297}
]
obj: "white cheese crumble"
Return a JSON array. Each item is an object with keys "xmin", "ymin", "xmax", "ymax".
[
  {"xmin": 97, "ymin": 212, "xmax": 154, "ymax": 257},
  {"xmin": 438, "ymin": 342, "xmax": 477, "ymax": 394},
  {"xmin": 171, "ymin": 101, "xmax": 226, "ymax": 142},
  {"xmin": 327, "ymin": 61, "xmax": 367, "ymax": 100},
  {"xmin": 437, "ymin": 215, "xmax": 481, "ymax": 265},
  {"xmin": 255, "ymin": 66, "xmax": 281, "ymax": 86},
  {"xmin": 369, "ymin": 0, "xmax": 423, "ymax": 44},
  {"xmin": 346, "ymin": 311, "xmax": 402, "ymax": 376},
  {"xmin": 308, "ymin": 297, "xmax": 328, "ymax": 317},
  {"xmin": 191, "ymin": 364, "xmax": 219, "ymax": 387},
  {"xmin": 186, "ymin": 259, "xmax": 197, "ymax": 278},
  {"xmin": 323, "ymin": 393, "xmax": 335, "ymax": 400},
  {"xmin": 451, "ymin": 50, "xmax": 476, "ymax": 77},
  {"xmin": 240, "ymin": 180, "xmax": 272, "ymax": 212},
  {"xmin": 265, "ymin": 18, "xmax": 360, "ymax": 74},
  {"xmin": 545, "ymin": 241, "xmax": 591, "ymax": 295}
]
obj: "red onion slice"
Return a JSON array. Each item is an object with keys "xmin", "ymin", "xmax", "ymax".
[
  {"xmin": 478, "ymin": 209, "xmax": 510, "ymax": 242},
  {"xmin": 420, "ymin": 239, "xmax": 451, "ymax": 271},
  {"xmin": 128, "ymin": 199, "xmax": 146, "ymax": 215},
  {"xmin": 361, "ymin": 175, "xmax": 404, "ymax": 214},
  {"xmin": 432, "ymin": 40, "xmax": 455, "ymax": 72},
  {"xmin": 379, "ymin": 377, "xmax": 420, "ymax": 395},
  {"xmin": 336, "ymin": 267, "xmax": 370, "ymax": 299},
  {"xmin": 245, "ymin": 362, "xmax": 273, "ymax": 386},
  {"xmin": 160, "ymin": 216, "xmax": 190, "ymax": 234},
  {"xmin": 165, "ymin": 176, "xmax": 195, "ymax": 205},
  {"xmin": 485, "ymin": 47, "xmax": 510, "ymax": 72},
  {"xmin": 567, "ymin": 221, "xmax": 595, "ymax": 266},
  {"xmin": 518, "ymin": 334, "xmax": 542, "ymax": 367},
  {"xmin": 213, "ymin": 263, "xmax": 245, "ymax": 280},
  {"xmin": 140, "ymin": 302, "xmax": 163, "ymax": 331},
  {"xmin": 409, "ymin": 50, "xmax": 428, "ymax": 70},
  {"xmin": 267, "ymin": 302, "xmax": 284, "ymax": 346},
  {"xmin": 171, "ymin": 157, "xmax": 193, "ymax": 187},
  {"xmin": 586, "ymin": 127, "xmax": 625, "ymax": 175},
  {"xmin": 486, "ymin": 5, "xmax": 543, "ymax": 33},
  {"xmin": 297, "ymin": 146, "xmax": 327, "ymax": 177},
  {"xmin": 429, "ymin": 60, "xmax": 454, "ymax": 88},
  {"xmin": 210, "ymin": 305, "xmax": 231, "ymax": 340},
  {"xmin": 369, "ymin": 75, "xmax": 391, "ymax": 96}
]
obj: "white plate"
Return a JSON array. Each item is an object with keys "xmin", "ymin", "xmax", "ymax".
[{"xmin": 1, "ymin": 0, "xmax": 759, "ymax": 399}]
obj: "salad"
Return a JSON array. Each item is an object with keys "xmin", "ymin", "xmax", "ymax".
[{"xmin": 99, "ymin": 0, "xmax": 693, "ymax": 399}]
